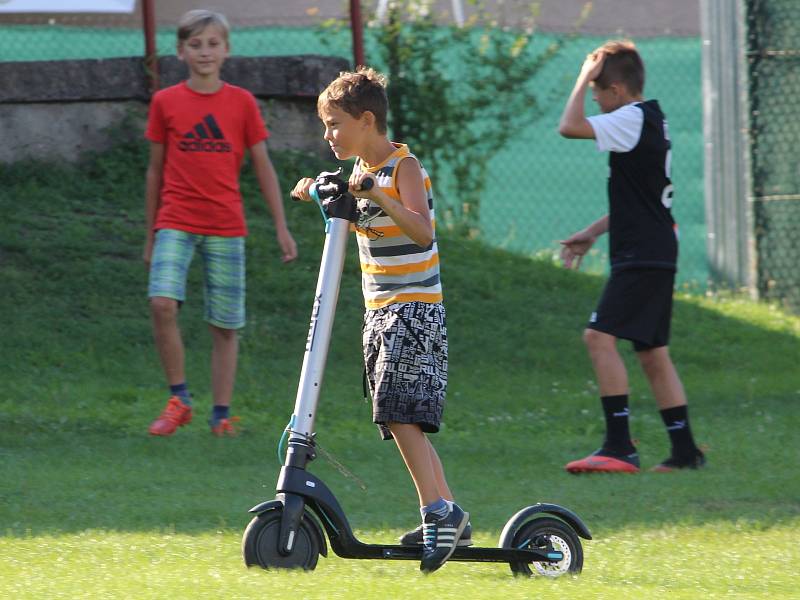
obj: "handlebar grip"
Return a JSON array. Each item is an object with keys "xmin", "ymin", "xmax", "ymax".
[{"xmin": 292, "ymin": 176, "xmax": 372, "ymax": 203}]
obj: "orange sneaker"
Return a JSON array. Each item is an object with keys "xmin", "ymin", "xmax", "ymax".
[
  {"xmin": 148, "ymin": 396, "xmax": 193, "ymax": 436},
  {"xmin": 565, "ymin": 449, "xmax": 640, "ymax": 474},
  {"xmin": 210, "ymin": 416, "xmax": 240, "ymax": 437}
]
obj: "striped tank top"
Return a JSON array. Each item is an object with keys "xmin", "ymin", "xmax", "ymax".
[{"xmin": 352, "ymin": 143, "xmax": 443, "ymax": 310}]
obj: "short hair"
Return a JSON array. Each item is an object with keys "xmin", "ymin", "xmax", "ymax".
[
  {"xmin": 318, "ymin": 67, "xmax": 389, "ymax": 134},
  {"xmin": 593, "ymin": 40, "xmax": 645, "ymax": 95},
  {"xmin": 177, "ymin": 10, "xmax": 230, "ymax": 44}
]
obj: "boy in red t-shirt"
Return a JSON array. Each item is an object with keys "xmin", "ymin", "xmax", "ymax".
[{"xmin": 143, "ymin": 9, "xmax": 297, "ymax": 437}]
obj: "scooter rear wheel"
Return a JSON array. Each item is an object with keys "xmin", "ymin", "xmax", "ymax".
[
  {"xmin": 508, "ymin": 517, "xmax": 583, "ymax": 577},
  {"xmin": 242, "ymin": 508, "xmax": 320, "ymax": 570}
]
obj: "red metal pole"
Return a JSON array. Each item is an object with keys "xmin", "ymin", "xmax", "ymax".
[
  {"xmin": 142, "ymin": 0, "xmax": 159, "ymax": 93},
  {"xmin": 350, "ymin": 0, "xmax": 365, "ymax": 67}
]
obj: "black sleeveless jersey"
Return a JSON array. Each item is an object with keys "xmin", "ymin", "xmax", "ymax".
[{"xmin": 607, "ymin": 100, "xmax": 677, "ymax": 271}]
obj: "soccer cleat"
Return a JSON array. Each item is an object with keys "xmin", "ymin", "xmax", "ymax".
[
  {"xmin": 399, "ymin": 520, "xmax": 473, "ymax": 547},
  {"xmin": 650, "ymin": 449, "xmax": 706, "ymax": 472},
  {"xmin": 210, "ymin": 416, "xmax": 240, "ymax": 437},
  {"xmin": 148, "ymin": 396, "xmax": 193, "ymax": 436},
  {"xmin": 420, "ymin": 503, "xmax": 469, "ymax": 573},
  {"xmin": 565, "ymin": 448, "xmax": 640, "ymax": 474}
]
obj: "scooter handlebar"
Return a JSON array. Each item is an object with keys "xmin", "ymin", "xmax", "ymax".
[
  {"xmin": 357, "ymin": 177, "xmax": 375, "ymax": 191},
  {"xmin": 290, "ymin": 175, "xmax": 373, "ymax": 202}
]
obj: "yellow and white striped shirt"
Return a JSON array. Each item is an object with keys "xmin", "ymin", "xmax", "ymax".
[{"xmin": 353, "ymin": 143, "xmax": 442, "ymax": 309}]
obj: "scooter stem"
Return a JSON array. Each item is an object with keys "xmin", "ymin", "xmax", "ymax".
[{"xmin": 288, "ymin": 216, "xmax": 350, "ymax": 451}]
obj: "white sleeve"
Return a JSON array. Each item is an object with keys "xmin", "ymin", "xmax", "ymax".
[{"xmin": 587, "ymin": 103, "xmax": 644, "ymax": 153}]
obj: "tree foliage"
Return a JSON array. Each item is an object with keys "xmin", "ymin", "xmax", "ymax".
[{"xmin": 323, "ymin": 0, "xmax": 591, "ymax": 233}]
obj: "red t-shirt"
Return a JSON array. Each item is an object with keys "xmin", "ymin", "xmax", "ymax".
[{"xmin": 145, "ymin": 81, "xmax": 269, "ymax": 236}]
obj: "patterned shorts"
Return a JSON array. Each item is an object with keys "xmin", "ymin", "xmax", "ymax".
[
  {"xmin": 148, "ymin": 228, "xmax": 246, "ymax": 329},
  {"xmin": 362, "ymin": 302, "xmax": 448, "ymax": 441}
]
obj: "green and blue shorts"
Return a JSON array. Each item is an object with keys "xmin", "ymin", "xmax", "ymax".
[{"xmin": 148, "ymin": 228, "xmax": 246, "ymax": 329}]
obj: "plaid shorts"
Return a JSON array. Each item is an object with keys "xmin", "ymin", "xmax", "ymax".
[
  {"xmin": 362, "ymin": 302, "xmax": 448, "ymax": 441},
  {"xmin": 148, "ymin": 228, "xmax": 246, "ymax": 329}
]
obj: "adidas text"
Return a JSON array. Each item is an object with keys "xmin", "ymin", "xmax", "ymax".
[{"xmin": 179, "ymin": 139, "xmax": 232, "ymax": 153}]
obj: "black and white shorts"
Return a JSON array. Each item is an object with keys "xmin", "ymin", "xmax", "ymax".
[
  {"xmin": 362, "ymin": 302, "xmax": 448, "ymax": 441},
  {"xmin": 588, "ymin": 268, "xmax": 676, "ymax": 352}
]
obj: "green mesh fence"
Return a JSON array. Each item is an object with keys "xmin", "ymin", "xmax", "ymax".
[
  {"xmin": 0, "ymin": 23, "xmax": 339, "ymax": 61},
  {"xmin": 746, "ymin": 0, "xmax": 800, "ymax": 311},
  {"xmin": 0, "ymin": 21, "xmax": 707, "ymax": 286}
]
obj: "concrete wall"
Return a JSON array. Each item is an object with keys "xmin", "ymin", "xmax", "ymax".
[{"xmin": 0, "ymin": 54, "xmax": 348, "ymax": 164}]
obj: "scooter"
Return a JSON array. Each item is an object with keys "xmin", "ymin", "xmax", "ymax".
[{"xmin": 242, "ymin": 169, "xmax": 592, "ymax": 577}]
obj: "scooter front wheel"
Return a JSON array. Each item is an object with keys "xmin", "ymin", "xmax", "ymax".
[
  {"xmin": 242, "ymin": 508, "xmax": 320, "ymax": 570},
  {"xmin": 507, "ymin": 517, "xmax": 583, "ymax": 578}
]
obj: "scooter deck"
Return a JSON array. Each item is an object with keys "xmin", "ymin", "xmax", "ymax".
[{"xmin": 329, "ymin": 538, "xmax": 563, "ymax": 563}]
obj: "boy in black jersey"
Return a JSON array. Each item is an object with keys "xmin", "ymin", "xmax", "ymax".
[{"xmin": 557, "ymin": 40, "xmax": 704, "ymax": 473}]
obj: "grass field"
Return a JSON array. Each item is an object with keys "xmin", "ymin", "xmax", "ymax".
[{"xmin": 1, "ymin": 143, "xmax": 799, "ymax": 598}]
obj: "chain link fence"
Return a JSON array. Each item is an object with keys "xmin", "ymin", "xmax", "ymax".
[
  {"xmin": 745, "ymin": 0, "xmax": 800, "ymax": 311},
  {"xmin": 1, "ymin": 2, "xmax": 708, "ymax": 286},
  {"xmin": 0, "ymin": 13, "xmax": 145, "ymax": 61}
]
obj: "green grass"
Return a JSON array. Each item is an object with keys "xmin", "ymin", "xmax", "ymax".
[
  {"xmin": 3, "ymin": 526, "xmax": 797, "ymax": 599},
  {"xmin": 1, "ymin": 143, "xmax": 799, "ymax": 598}
]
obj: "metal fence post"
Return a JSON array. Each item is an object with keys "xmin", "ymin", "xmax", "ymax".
[
  {"xmin": 142, "ymin": 0, "xmax": 159, "ymax": 93},
  {"xmin": 350, "ymin": 0, "xmax": 365, "ymax": 67},
  {"xmin": 700, "ymin": 0, "xmax": 755, "ymax": 294}
]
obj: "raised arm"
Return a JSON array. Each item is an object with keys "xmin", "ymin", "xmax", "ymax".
[
  {"xmin": 558, "ymin": 51, "xmax": 606, "ymax": 139},
  {"xmin": 350, "ymin": 157, "xmax": 434, "ymax": 248}
]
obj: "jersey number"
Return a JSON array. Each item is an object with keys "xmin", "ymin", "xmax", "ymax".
[{"xmin": 661, "ymin": 120, "xmax": 673, "ymax": 209}]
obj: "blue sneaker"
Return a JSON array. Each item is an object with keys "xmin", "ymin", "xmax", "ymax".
[
  {"xmin": 420, "ymin": 503, "xmax": 469, "ymax": 573},
  {"xmin": 399, "ymin": 521, "xmax": 473, "ymax": 547}
]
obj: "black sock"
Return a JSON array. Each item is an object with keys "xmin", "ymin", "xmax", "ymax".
[
  {"xmin": 170, "ymin": 382, "xmax": 192, "ymax": 406},
  {"xmin": 601, "ymin": 395, "xmax": 635, "ymax": 454},
  {"xmin": 211, "ymin": 405, "xmax": 230, "ymax": 424},
  {"xmin": 660, "ymin": 405, "xmax": 700, "ymax": 458}
]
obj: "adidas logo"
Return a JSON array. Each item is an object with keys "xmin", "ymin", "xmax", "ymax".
[{"xmin": 178, "ymin": 114, "xmax": 232, "ymax": 153}]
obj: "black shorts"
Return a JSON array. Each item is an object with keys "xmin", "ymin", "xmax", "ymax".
[
  {"xmin": 587, "ymin": 268, "xmax": 675, "ymax": 352},
  {"xmin": 362, "ymin": 302, "xmax": 448, "ymax": 441}
]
